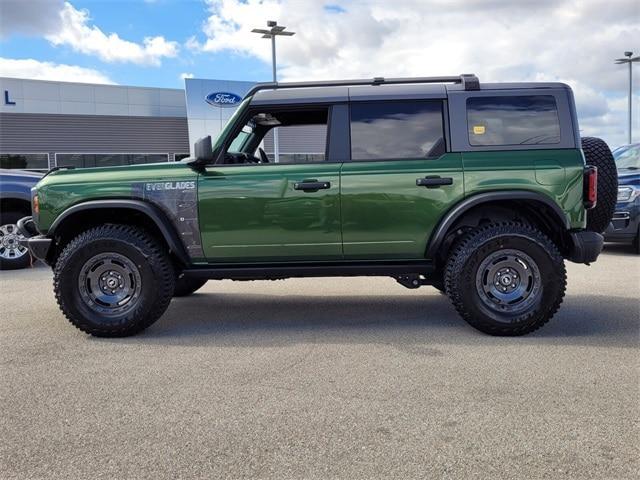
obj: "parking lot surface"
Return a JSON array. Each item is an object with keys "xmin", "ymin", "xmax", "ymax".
[{"xmin": 1, "ymin": 246, "xmax": 639, "ymax": 479}]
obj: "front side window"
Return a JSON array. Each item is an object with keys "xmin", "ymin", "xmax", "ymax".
[
  {"xmin": 223, "ymin": 108, "xmax": 329, "ymax": 164},
  {"xmin": 467, "ymin": 95, "xmax": 561, "ymax": 146},
  {"xmin": 350, "ymin": 101, "xmax": 445, "ymax": 161}
]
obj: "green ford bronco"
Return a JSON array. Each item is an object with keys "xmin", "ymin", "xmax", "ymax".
[{"xmin": 19, "ymin": 74, "xmax": 617, "ymax": 337}]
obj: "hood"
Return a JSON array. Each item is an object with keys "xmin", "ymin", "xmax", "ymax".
[
  {"xmin": 618, "ymin": 171, "xmax": 640, "ymax": 186},
  {"xmin": 37, "ymin": 161, "xmax": 192, "ymax": 188},
  {"xmin": 0, "ymin": 168, "xmax": 44, "ymax": 180}
]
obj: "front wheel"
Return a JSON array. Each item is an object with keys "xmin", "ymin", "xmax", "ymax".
[
  {"xmin": 54, "ymin": 225, "xmax": 175, "ymax": 337},
  {"xmin": 444, "ymin": 223, "xmax": 566, "ymax": 336}
]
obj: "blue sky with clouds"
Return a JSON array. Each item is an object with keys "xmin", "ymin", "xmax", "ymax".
[
  {"xmin": 0, "ymin": 0, "xmax": 275, "ymax": 87},
  {"xmin": 0, "ymin": 0, "xmax": 638, "ymax": 146}
]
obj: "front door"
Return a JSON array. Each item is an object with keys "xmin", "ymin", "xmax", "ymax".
[
  {"xmin": 340, "ymin": 99, "xmax": 465, "ymax": 259},
  {"xmin": 198, "ymin": 105, "xmax": 343, "ymax": 263}
]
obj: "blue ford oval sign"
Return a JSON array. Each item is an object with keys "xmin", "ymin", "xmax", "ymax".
[{"xmin": 205, "ymin": 91, "xmax": 242, "ymax": 107}]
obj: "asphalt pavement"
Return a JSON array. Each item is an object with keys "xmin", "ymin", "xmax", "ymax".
[{"xmin": 1, "ymin": 245, "xmax": 639, "ymax": 479}]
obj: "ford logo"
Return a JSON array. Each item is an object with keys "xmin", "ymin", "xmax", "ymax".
[{"xmin": 205, "ymin": 91, "xmax": 242, "ymax": 107}]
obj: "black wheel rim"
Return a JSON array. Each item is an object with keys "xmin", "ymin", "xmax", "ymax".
[
  {"xmin": 78, "ymin": 253, "xmax": 142, "ymax": 316},
  {"xmin": 475, "ymin": 248, "xmax": 542, "ymax": 316}
]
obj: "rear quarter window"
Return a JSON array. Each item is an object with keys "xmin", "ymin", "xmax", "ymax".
[{"xmin": 467, "ymin": 95, "xmax": 561, "ymax": 146}]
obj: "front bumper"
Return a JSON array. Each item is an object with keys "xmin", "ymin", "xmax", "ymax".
[
  {"xmin": 566, "ymin": 230, "xmax": 603, "ymax": 264},
  {"xmin": 17, "ymin": 216, "xmax": 53, "ymax": 263}
]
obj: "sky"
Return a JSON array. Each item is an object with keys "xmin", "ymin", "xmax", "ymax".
[{"xmin": 0, "ymin": 0, "xmax": 638, "ymax": 147}]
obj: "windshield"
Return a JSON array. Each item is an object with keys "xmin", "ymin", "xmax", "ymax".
[
  {"xmin": 613, "ymin": 144, "xmax": 640, "ymax": 170},
  {"xmin": 227, "ymin": 124, "xmax": 253, "ymax": 153},
  {"xmin": 212, "ymin": 97, "xmax": 251, "ymax": 152}
]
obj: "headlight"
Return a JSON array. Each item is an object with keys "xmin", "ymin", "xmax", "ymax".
[{"xmin": 617, "ymin": 185, "xmax": 640, "ymax": 203}]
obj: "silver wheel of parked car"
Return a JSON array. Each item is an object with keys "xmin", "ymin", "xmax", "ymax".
[
  {"xmin": 0, "ymin": 211, "xmax": 32, "ymax": 270},
  {"xmin": 0, "ymin": 223, "xmax": 28, "ymax": 260}
]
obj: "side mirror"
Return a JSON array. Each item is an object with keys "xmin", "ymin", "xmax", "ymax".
[
  {"xmin": 187, "ymin": 136, "xmax": 214, "ymax": 170},
  {"xmin": 194, "ymin": 136, "xmax": 214, "ymax": 161}
]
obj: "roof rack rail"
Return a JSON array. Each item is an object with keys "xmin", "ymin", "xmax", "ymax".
[{"xmin": 244, "ymin": 73, "xmax": 480, "ymax": 98}]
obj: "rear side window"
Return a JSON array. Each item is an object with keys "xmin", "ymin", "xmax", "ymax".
[
  {"xmin": 467, "ymin": 96, "xmax": 561, "ymax": 146},
  {"xmin": 350, "ymin": 101, "xmax": 445, "ymax": 160}
]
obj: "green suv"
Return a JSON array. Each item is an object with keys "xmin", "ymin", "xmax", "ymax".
[{"xmin": 19, "ymin": 74, "xmax": 617, "ymax": 337}]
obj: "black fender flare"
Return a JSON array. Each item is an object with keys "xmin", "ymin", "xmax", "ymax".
[
  {"xmin": 425, "ymin": 190, "xmax": 570, "ymax": 259},
  {"xmin": 48, "ymin": 199, "xmax": 191, "ymax": 265}
]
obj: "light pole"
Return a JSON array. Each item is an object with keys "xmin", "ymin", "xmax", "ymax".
[
  {"xmin": 615, "ymin": 51, "xmax": 639, "ymax": 144},
  {"xmin": 251, "ymin": 20, "xmax": 295, "ymax": 162}
]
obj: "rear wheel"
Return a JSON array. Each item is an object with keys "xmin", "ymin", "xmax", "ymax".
[
  {"xmin": 0, "ymin": 210, "xmax": 31, "ymax": 270},
  {"xmin": 54, "ymin": 225, "xmax": 175, "ymax": 337},
  {"xmin": 444, "ymin": 222, "xmax": 566, "ymax": 336}
]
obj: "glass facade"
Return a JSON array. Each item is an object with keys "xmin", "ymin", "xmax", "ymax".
[
  {"xmin": 55, "ymin": 153, "xmax": 169, "ymax": 168},
  {"xmin": 0, "ymin": 153, "xmax": 49, "ymax": 170}
]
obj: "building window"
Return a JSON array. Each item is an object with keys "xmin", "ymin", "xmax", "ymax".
[
  {"xmin": 175, "ymin": 153, "xmax": 190, "ymax": 161},
  {"xmin": 467, "ymin": 95, "xmax": 561, "ymax": 146},
  {"xmin": 0, "ymin": 153, "xmax": 49, "ymax": 170},
  {"xmin": 266, "ymin": 153, "xmax": 326, "ymax": 163},
  {"xmin": 350, "ymin": 101, "xmax": 445, "ymax": 161},
  {"xmin": 55, "ymin": 153, "xmax": 169, "ymax": 168}
]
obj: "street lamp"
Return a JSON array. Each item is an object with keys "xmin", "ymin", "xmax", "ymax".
[
  {"xmin": 252, "ymin": 20, "xmax": 295, "ymax": 162},
  {"xmin": 615, "ymin": 51, "xmax": 639, "ymax": 144}
]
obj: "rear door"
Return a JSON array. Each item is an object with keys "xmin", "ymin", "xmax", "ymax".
[{"xmin": 340, "ymin": 98, "xmax": 465, "ymax": 259}]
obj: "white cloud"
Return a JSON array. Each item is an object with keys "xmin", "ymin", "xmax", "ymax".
[
  {"xmin": 0, "ymin": 57, "xmax": 115, "ymax": 84},
  {"xmin": 191, "ymin": 0, "xmax": 640, "ymax": 147},
  {"xmin": 45, "ymin": 2, "xmax": 179, "ymax": 66},
  {"xmin": 0, "ymin": 0, "xmax": 65, "ymax": 36},
  {"xmin": 180, "ymin": 72, "xmax": 195, "ymax": 80}
]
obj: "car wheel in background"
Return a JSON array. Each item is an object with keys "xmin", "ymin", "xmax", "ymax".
[
  {"xmin": 0, "ymin": 211, "xmax": 32, "ymax": 270},
  {"xmin": 581, "ymin": 137, "xmax": 618, "ymax": 233}
]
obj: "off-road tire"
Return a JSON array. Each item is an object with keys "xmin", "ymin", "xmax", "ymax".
[
  {"xmin": 0, "ymin": 210, "xmax": 32, "ymax": 270},
  {"xmin": 54, "ymin": 225, "xmax": 175, "ymax": 337},
  {"xmin": 581, "ymin": 137, "xmax": 617, "ymax": 233},
  {"xmin": 174, "ymin": 277, "xmax": 207, "ymax": 297},
  {"xmin": 444, "ymin": 222, "xmax": 566, "ymax": 336}
]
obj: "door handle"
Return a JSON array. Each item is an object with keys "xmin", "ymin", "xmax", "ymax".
[
  {"xmin": 416, "ymin": 176, "xmax": 453, "ymax": 188},
  {"xmin": 293, "ymin": 179, "xmax": 331, "ymax": 192}
]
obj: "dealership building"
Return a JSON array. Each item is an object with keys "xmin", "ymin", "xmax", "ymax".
[{"xmin": 0, "ymin": 76, "xmax": 322, "ymax": 170}]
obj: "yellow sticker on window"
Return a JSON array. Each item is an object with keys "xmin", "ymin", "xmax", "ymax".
[{"xmin": 473, "ymin": 125, "xmax": 486, "ymax": 135}]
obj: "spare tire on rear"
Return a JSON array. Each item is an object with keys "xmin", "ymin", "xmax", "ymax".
[{"xmin": 581, "ymin": 137, "xmax": 618, "ymax": 233}]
